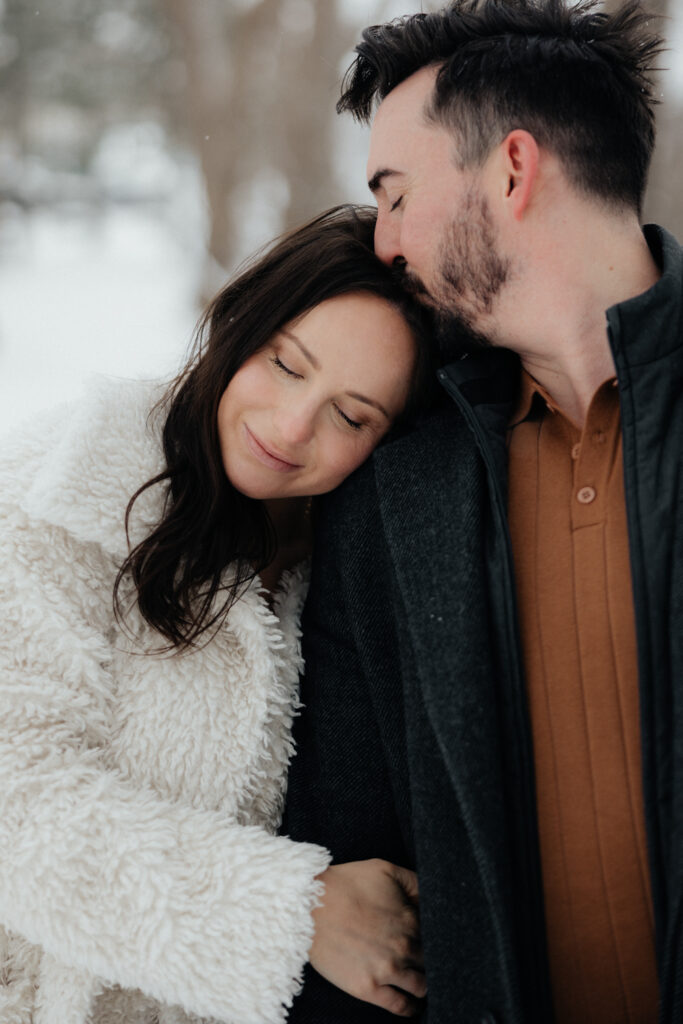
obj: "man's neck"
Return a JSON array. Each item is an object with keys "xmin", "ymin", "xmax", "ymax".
[{"xmin": 489, "ymin": 209, "xmax": 661, "ymax": 426}]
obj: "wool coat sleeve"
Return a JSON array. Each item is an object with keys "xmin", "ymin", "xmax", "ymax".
[{"xmin": 0, "ymin": 440, "xmax": 330, "ymax": 1024}]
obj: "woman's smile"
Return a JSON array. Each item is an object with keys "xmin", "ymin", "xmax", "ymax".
[{"xmin": 243, "ymin": 424, "xmax": 303, "ymax": 472}]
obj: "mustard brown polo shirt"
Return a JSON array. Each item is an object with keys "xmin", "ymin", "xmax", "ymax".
[{"xmin": 507, "ymin": 370, "xmax": 658, "ymax": 1023}]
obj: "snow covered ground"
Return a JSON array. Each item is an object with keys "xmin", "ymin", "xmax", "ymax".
[{"xmin": 0, "ymin": 200, "xmax": 203, "ymax": 438}]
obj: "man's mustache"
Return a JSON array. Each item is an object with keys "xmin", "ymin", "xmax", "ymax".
[{"xmin": 394, "ymin": 264, "xmax": 429, "ymax": 299}]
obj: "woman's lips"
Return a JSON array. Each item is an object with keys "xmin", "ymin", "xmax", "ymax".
[{"xmin": 243, "ymin": 425, "xmax": 302, "ymax": 473}]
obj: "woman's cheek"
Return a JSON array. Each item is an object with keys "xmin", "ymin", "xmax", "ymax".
[
  {"xmin": 325, "ymin": 433, "xmax": 377, "ymax": 488},
  {"xmin": 232, "ymin": 354, "xmax": 274, "ymax": 403},
  {"xmin": 246, "ymin": 359, "xmax": 274, "ymax": 400}
]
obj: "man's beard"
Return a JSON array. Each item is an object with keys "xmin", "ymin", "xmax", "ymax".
[{"xmin": 402, "ymin": 187, "xmax": 511, "ymax": 351}]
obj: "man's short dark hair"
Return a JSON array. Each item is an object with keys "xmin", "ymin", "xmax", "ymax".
[{"xmin": 339, "ymin": 0, "xmax": 663, "ymax": 213}]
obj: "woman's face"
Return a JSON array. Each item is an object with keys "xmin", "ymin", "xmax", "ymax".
[{"xmin": 217, "ymin": 291, "xmax": 416, "ymax": 500}]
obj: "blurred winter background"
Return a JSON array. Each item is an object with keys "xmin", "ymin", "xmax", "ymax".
[{"xmin": 0, "ymin": 0, "xmax": 680, "ymax": 435}]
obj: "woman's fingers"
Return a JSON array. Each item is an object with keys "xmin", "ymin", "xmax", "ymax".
[
  {"xmin": 388, "ymin": 966, "xmax": 428, "ymax": 1000},
  {"xmin": 397, "ymin": 903, "xmax": 424, "ymax": 968},
  {"xmin": 371, "ymin": 984, "xmax": 423, "ymax": 1017},
  {"xmin": 309, "ymin": 858, "xmax": 426, "ymax": 1015},
  {"xmin": 391, "ymin": 863, "xmax": 420, "ymax": 904}
]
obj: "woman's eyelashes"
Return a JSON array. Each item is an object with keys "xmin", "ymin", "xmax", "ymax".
[
  {"xmin": 390, "ymin": 195, "xmax": 403, "ymax": 212},
  {"xmin": 270, "ymin": 349, "xmax": 365, "ymax": 431},
  {"xmin": 334, "ymin": 404, "xmax": 363, "ymax": 431},
  {"xmin": 271, "ymin": 354, "xmax": 302, "ymax": 379}
]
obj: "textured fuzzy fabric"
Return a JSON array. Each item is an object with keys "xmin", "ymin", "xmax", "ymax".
[{"xmin": 0, "ymin": 377, "xmax": 331, "ymax": 1024}]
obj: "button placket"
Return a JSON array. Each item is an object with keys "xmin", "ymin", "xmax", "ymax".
[
  {"xmin": 577, "ymin": 485, "xmax": 596, "ymax": 504},
  {"xmin": 570, "ymin": 383, "xmax": 618, "ymax": 528},
  {"xmin": 572, "ymin": 454, "xmax": 602, "ymax": 526}
]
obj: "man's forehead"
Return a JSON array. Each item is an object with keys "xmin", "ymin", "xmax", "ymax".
[
  {"xmin": 367, "ymin": 66, "xmax": 444, "ymax": 181},
  {"xmin": 374, "ymin": 65, "xmax": 438, "ymax": 128}
]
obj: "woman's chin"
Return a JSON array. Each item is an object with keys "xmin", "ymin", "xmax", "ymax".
[{"xmin": 226, "ymin": 472, "xmax": 297, "ymax": 502}]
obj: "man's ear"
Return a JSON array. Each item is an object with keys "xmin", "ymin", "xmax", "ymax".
[{"xmin": 499, "ymin": 129, "xmax": 539, "ymax": 220}]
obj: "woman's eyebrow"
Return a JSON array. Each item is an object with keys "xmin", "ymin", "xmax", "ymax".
[
  {"xmin": 281, "ymin": 329, "xmax": 321, "ymax": 370},
  {"xmin": 346, "ymin": 392, "xmax": 390, "ymax": 419},
  {"xmin": 281, "ymin": 329, "xmax": 390, "ymax": 419}
]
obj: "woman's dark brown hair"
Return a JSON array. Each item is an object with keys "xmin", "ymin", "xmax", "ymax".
[{"xmin": 114, "ymin": 204, "xmax": 434, "ymax": 652}]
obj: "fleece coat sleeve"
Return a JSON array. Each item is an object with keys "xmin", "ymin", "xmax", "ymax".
[{"xmin": 0, "ymin": 503, "xmax": 331, "ymax": 1024}]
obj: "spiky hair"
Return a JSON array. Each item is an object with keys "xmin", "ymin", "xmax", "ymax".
[{"xmin": 339, "ymin": 0, "xmax": 664, "ymax": 211}]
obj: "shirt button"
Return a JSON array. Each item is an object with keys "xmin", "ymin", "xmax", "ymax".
[
  {"xmin": 577, "ymin": 486, "xmax": 596, "ymax": 504},
  {"xmin": 571, "ymin": 443, "xmax": 581, "ymax": 460}
]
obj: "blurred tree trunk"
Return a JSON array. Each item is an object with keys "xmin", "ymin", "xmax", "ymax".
[
  {"xmin": 162, "ymin": 0, "xmax": 275, "ymax": 290},
  {"xmin": 640, "ymin": 0, "xmax": 682, "ymax": 237},
  {"xmin": 645, "ymin": 94, "xmax": 683, "ymax": 238},
  {"xmin": 162, "ymin": 0, "xmax": 356, "ymax": 299},
  {"xmin": 274, "ymin": 3, "xmax": 353, "ymax": 227},
  {"xmin": 603, "ymin": 0, "xmax": 682, "ymax": 236}
]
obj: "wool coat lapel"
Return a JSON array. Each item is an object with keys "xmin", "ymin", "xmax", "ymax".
[{"xmin": 372, "ymin": 406, "xmax": 513, "ymax": 904}]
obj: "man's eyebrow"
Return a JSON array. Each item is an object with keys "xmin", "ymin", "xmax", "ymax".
[
  {"xmin": 346, "ymin": 392, "xmax": 389, "ymax": 419},
  {"xmin": 281, "ymin": 329, "xmax": 321, "ymax": 370},
  {"xmin": 367, "ymin": 168, "xmax": 402, "ymax": 194}
]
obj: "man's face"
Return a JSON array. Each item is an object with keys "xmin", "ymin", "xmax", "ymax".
[{"xmin": 367, "ymin": 65, "xmax": 510, "ymax": 337}]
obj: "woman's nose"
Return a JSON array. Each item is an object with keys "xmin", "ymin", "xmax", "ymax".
[
  {"xmin": 374, "ymin": 210, "xmax": 403, "ymax": 267},
  {"xmin": 273, "ymin": 405, "xmax": 315, "ymax": 447}
]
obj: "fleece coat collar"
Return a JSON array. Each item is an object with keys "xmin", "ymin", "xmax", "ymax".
[{"xmin": 21, "ymin": 376, "xmax": 168, "ymax": 558}]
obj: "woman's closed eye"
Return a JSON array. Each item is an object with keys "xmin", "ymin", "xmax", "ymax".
[
  {"xmin": 270, "ymin": 348, "xmax": 370, "ymax": 432},
  {"xmin": 334, "ymin": 404, "xmax": 363, "ymax": 431},
  {"xmin": 390, "ymin": 195, "xmax": 403, "ymax": 212},
  {"xmin": 271, "ymin": 355, "xmax": 303, "ymax": 379}
]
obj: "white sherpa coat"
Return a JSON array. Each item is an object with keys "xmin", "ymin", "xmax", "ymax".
[{"xmin": 0, "ymin": 377, "xmax": 331, "ymax": 1024}]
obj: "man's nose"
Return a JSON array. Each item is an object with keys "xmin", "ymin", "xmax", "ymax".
[{"xmin": 374, "ymin": 211, "xmax": 403, "ymax": 267}]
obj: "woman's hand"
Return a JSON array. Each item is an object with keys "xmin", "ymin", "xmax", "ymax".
[{"xmin": 309, "ymin": 858, "xmax": 426, "ymax": 1017}]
